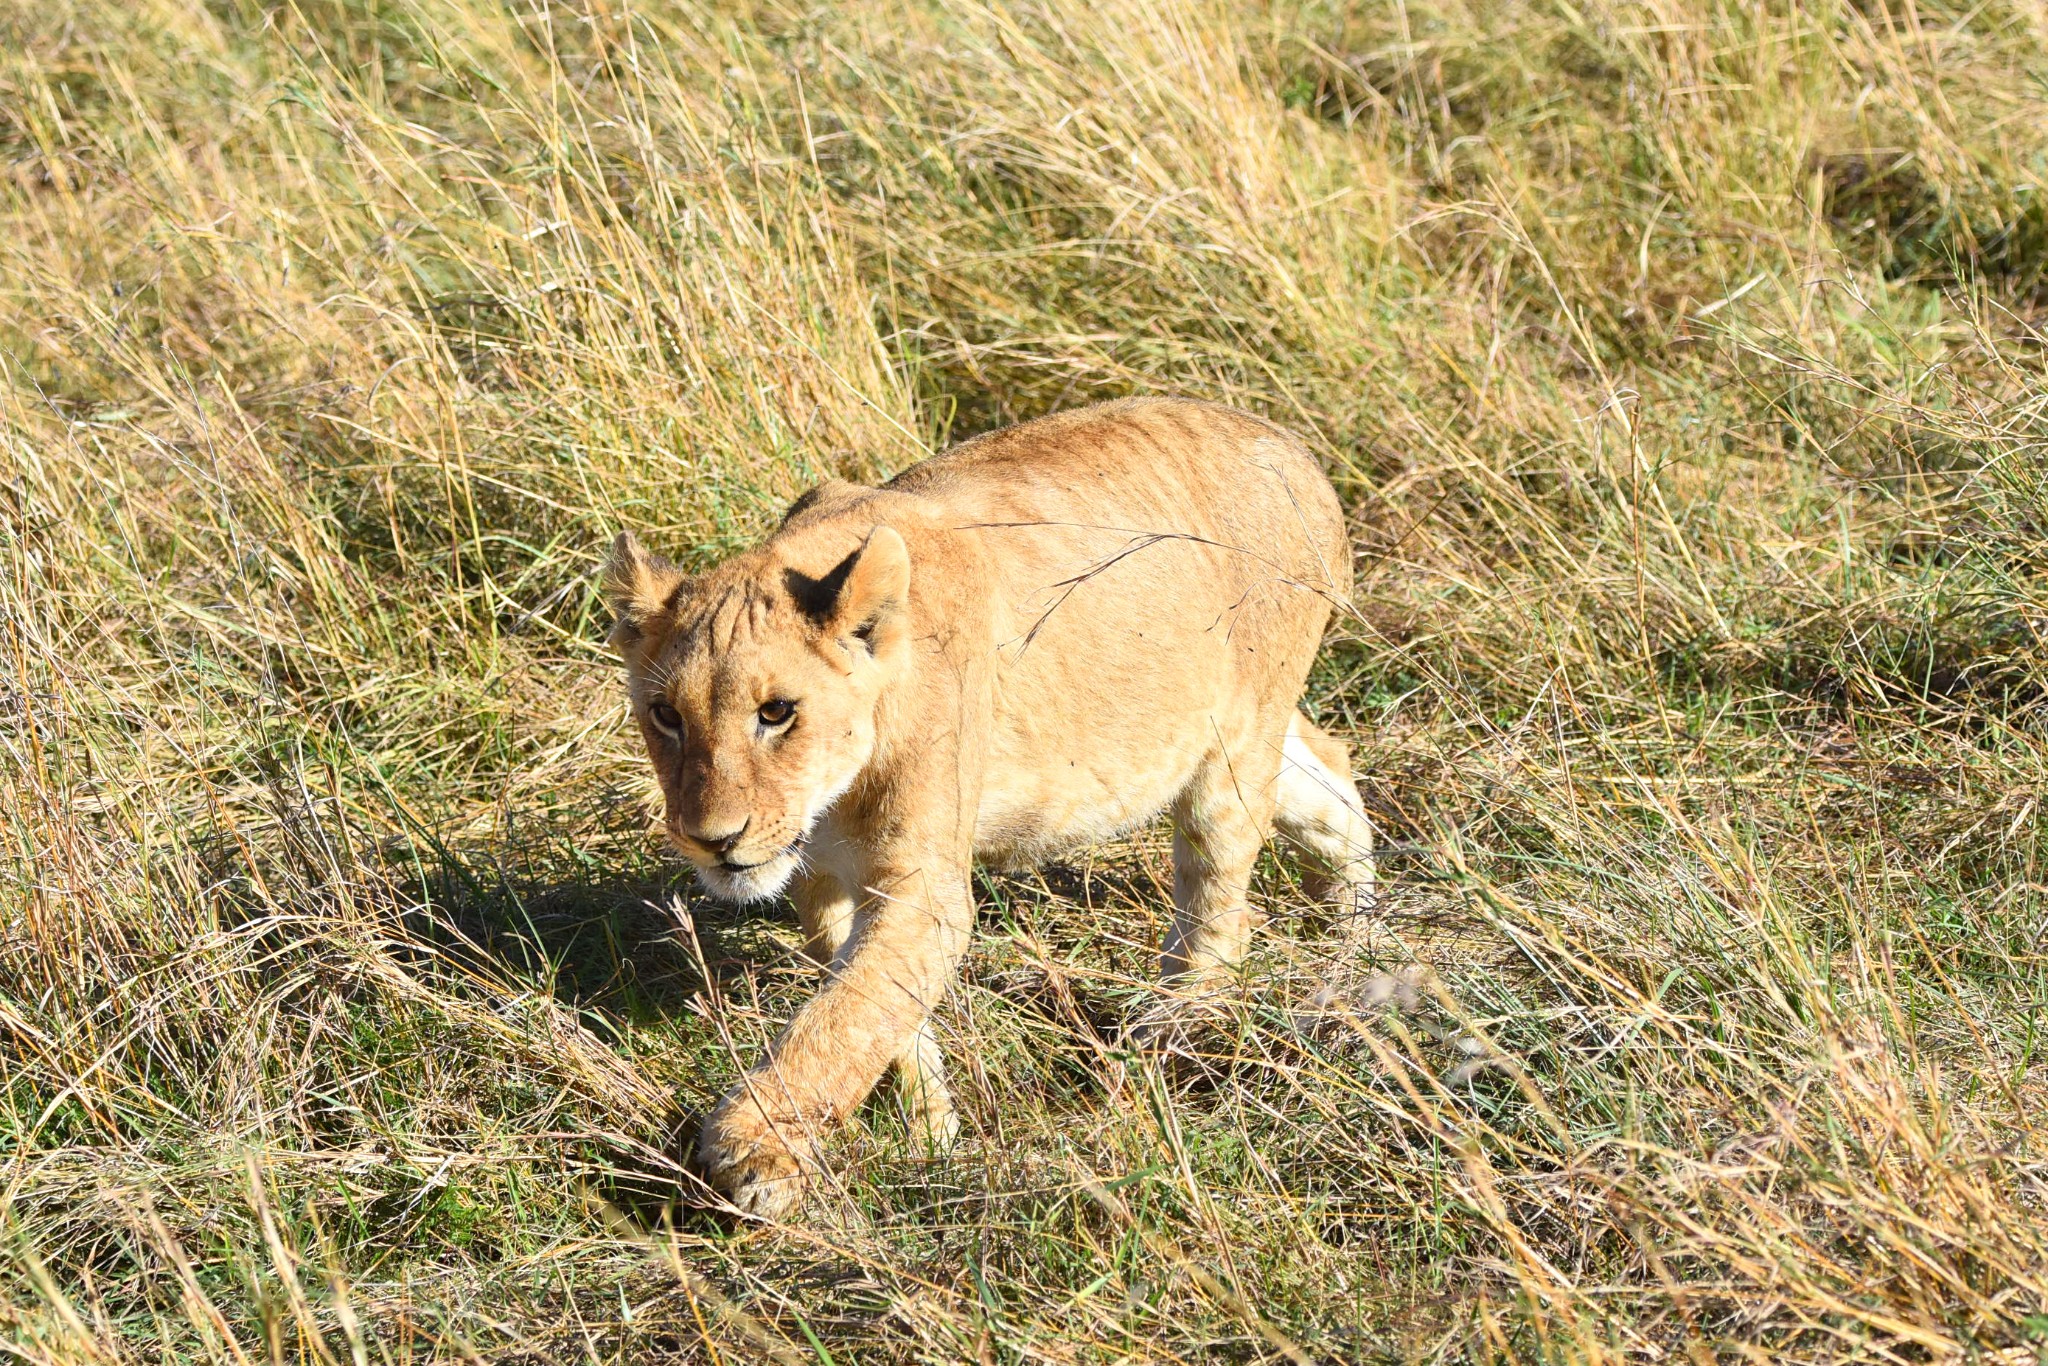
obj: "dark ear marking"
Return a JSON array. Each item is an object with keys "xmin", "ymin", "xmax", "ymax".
[
  {"xmin": 782, "ymin": 545, "xmax": 862, "ymax": 626},
  {"xmin": 781, "ymin": 525, "xmax": 908, "ymax": 647}
]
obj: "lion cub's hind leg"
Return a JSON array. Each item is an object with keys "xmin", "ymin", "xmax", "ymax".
[
  {"xmin": 792, "ymin": 869, "xmax": 958, "ymax": 1151},
  {"xmin": 1159, "ymin": 744, "xmax": 1280, "ymax": 984},
  {"xmin": 1274, "ymin": 712, "xmax": 1378, "ymax": 919}
]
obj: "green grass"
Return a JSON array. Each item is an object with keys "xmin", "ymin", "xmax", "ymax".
[{"xmin": 2, "ymin": 0, "xmax": 2045, "ymax": 1360}]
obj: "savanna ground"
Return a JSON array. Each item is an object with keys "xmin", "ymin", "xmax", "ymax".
[{"xmin": 4, "ymin": 0, "xmax": 2047, "ymax": 1360}]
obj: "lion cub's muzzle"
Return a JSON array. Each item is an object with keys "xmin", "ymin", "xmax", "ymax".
[{"xmin": 668, "ymin": 819, "xmax": 808, "ymax": 904}]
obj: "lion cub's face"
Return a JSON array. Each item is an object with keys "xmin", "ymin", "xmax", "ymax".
[{"xmin": 604, "ymin": 524, "xmax": 910, "ymax": 903}]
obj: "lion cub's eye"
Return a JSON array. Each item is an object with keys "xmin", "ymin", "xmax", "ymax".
[
  {"xmin": 648, "ymin": 700, "xmax": 683, "ymax": 735},
  {"xmin": 757, "ymin": 699, "xmax": 795, "ymax": 728}
]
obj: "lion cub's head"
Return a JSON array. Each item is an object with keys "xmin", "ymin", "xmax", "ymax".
[{"xmin": 603, "ymin": 521, "xmax": 911, "ymax": 903}]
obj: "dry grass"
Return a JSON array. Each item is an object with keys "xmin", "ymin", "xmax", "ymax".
[{"xmin": 3, "ymin": 0, "xmax": 2046, "ymax": 1360}]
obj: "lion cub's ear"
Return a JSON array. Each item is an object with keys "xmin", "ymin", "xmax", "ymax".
[
  {"xmin": 840, "ymin": 524, "xmax": 910, "ymax": 651},
  {"xmin": 786, "ymin": 524, "xmax": 911, "ymax": 657},
  {"xmin": 602, "ymin": 531, "xmax": 686, "ymax": 652}
]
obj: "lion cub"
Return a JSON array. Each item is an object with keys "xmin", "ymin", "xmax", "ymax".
[{"xmin": 604, "ymin": 397, "xmax": 1376, "ymax": 1216}]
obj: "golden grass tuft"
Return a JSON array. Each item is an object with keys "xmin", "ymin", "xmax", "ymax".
[{"xmin": 3, "ymin": 0, "xmax": 2045, "ymax": 1360}]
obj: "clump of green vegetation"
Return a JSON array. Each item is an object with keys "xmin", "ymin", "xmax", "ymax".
[{"xmin": 2, "ymin": 0, "xmax": 2043, "ymax": 1360}]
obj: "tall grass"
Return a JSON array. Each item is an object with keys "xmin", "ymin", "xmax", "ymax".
[{"xmin": 3, "ymin": 0, "xmax": 2045, "ymax": 1360}]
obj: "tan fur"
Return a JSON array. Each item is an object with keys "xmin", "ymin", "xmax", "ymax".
[{"xmin": 604, "ymin": 397, "xmax": 1376, "ymax": 1217}]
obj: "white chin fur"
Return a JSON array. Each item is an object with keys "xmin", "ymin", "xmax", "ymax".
[{"xmin": 696, "ymin": 853, "xmax": 801, "ymax": 905}]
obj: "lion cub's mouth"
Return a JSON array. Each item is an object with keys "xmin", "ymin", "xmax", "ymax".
[
  {"xmin": 715, "ymin": 836, "xmax": 806, "ymax": 873},
  {"xmin": 696, "ymin": 835, "xmax": 808, "ymax": 903}
]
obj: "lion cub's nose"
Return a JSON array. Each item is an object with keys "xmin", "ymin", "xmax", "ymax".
[{"xmin": 691, "ymin": 818, "xmax": 749, "ymax": 857}]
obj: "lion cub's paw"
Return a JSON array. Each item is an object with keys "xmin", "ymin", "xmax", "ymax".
[
  {"xmin": 905, "ymin": 1096, "xmax": 960, "ymax": 1153},
  {"xmin": 1304, "ymin": 867, "xmax": 1379, "ymax": 921},
  {"xmin": 1120, "ymin": 986, "xmax": 1233, "ymax": 1056},
  {"xmin": 694, "ymin": 1110, "xmax": 811, "ymax": 1220}
]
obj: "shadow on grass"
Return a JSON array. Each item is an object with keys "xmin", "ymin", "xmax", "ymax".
[
  {"xmin": 400, "ymin": 852, "xmax": 819, "ymax": 1228},
  {"xmin": 412, "ymin": 851, "xmax": 808, "ymax": 1028}
]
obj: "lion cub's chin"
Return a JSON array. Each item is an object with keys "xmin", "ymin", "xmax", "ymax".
[{"xmin": 695, "ymin": 852, "xmax": 803, "ymax": 905}]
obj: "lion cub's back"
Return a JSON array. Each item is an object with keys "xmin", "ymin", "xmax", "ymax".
[{"xmin": 887, "ymin": 397, "xmax": 1348, "ymax": 595}]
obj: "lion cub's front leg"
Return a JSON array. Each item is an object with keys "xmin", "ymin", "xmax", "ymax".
[
  {"xmin": 695, "ymin": 858, "xmax": 973, "ymax": 1218},
  {"xmin": 792, "ymin": 867, "xmax": 958, "ymax": 1148}
]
